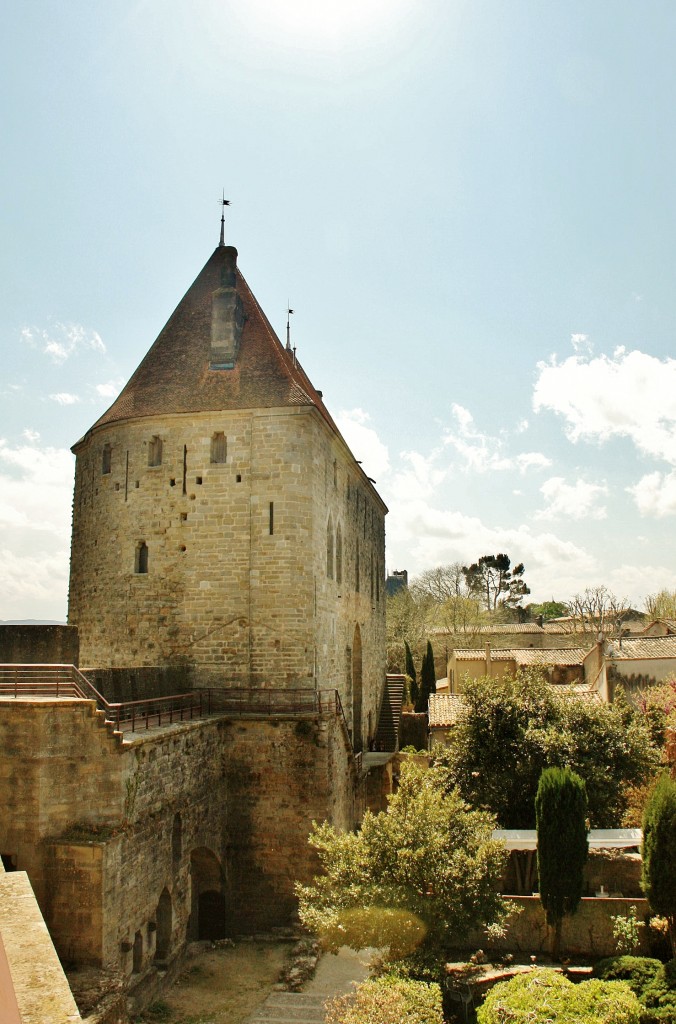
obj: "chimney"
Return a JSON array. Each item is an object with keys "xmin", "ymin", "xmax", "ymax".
[{"xmin": 210, "ymin": 246, "xmax": 244, "ymax": 369}]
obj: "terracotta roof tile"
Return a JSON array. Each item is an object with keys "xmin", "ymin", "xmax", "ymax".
[
  {"xmin": 75, "ymin": 246, "xmax": 341, "ymax": 447},
  {"xmin": 608, "ymin": 636, "xmax": 676, "ymax": 660},
  {"xmin": 452, "ymin": 647, "xmax": 588, "ymax": 665}
]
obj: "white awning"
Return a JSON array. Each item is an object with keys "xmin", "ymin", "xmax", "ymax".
[{"xmin": 492, "ymin": 828, "xmax": 642, "ymax": 851}]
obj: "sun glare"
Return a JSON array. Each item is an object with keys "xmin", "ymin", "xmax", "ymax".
[{"xmin": 237, "ymin": 0, "xmax": 411, "ymax": 49}]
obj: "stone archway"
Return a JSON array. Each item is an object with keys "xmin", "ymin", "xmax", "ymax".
[
  {"xmin": 154, "ymin": 887, "xmax": 173, "ymax": 962},
  {"xmin": 190, "ymin": 847, "xmax": 226, "ymax": 941},
  {"xmin": 352, "ymin": 624, "xmax": 363, "ymax": 753}
]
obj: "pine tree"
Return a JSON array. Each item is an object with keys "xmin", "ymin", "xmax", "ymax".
[
  {"xmin": 642, "ymin": 773, "xmax": 676, "ymax": 957},
  {"xmin": 404, "ymin": 640, "xmax": 418, "ymax": 707},
  {"xmin": 535, "ymin": 766, "xmax": 588, "ymax": 959}
]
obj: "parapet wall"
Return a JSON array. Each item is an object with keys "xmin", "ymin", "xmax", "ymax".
[{"xmin": 0, "ymin": 624, "xmax": 79, "ymax": 666}]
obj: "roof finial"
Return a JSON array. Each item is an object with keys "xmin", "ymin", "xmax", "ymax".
[
  {"xmin": 219, "ymin": 191, "xmax": 231, "ymax": 247},
  {"xmin": 286, "ymin": 305, "xmax": 294, "ymax": 351}
]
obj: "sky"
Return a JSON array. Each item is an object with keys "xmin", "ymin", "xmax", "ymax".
[{"xmin": 3, "ymin": 0, "xmax": 676, "ymax": 621}]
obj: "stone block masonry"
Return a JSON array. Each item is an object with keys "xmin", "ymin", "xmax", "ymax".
[{"xmin": 0, "ymin": 695, "xmax": 360, "ymax": 976}]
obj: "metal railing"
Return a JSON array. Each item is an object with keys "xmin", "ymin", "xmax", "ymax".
[{"xmin": 0, "ymin": 668, "xmax": 361, "ymax": 763}]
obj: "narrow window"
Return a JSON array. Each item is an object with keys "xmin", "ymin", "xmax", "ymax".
[
  {"xmin": 148, "ymin": 435, "xmax": 162, "ymax": 467},
  {"xmin": 335, "ymin": 524, "xmax": 343, "ymax": 586},
  {"xmin": 102, "ymin": 443, "xmax": 111, "ymax": 475},
  {"xmin": 135, "ymin": 542, "xmax": 148, "ymax": 574},
  {"xmin": 269, "ymin": 502, "xmax": 274, "ymax": 535},
  {"xmin": 211, "ymin": 432, "xmax": 227, "ymax": 464},
  {"xmin": 326, "ymin": 516, "xmax": 334, "ymax": 579},
  {"xmin": 333, "ymin": 459, "xmax": 337, "ymax": 487},
  {"xmin": 355, "ymin": 540, "xmax": 360, "ymax": 593},
  {"xmin": 370, "ymin": 554, "xmax": 374, "ymax": 600}
]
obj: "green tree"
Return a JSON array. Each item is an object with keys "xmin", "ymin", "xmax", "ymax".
[
  {"xmin": 404, "ymin": 640, "xmax": 418, "ymax": 707},
  {"xmin": 434, "ymin": 669, "xmax": 658, "ymax": 828},
  {"xmin": 462, "ymin": 554, "xmax": 530, "ymax": 611},
  {"xmin": 642, "ymin": 773, "xmax": 676, "ymax": 957},
  {"xmin": 296, "ymin": 760, "xmax": 511, "ymax": 962},
  {"xmin": 536, "ymin": 767, "xmax": 588, "ymax": 959},
  {"xmin": 415, "ymin": 640, "xmax": 437, "ymax": 713},
  {"xmin": 526, "ymin": 599, "xmax": 569, "ymax": 620},
  {"xmin": 644, "ymin": 588, "xmax": 676, "ymax": 620}
]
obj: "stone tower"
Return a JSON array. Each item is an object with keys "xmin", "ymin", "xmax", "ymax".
[{"xmin": 68, "ymin": 238, "xmax": 387, "ymax": 751}]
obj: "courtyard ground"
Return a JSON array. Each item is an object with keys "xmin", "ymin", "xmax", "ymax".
[{"xmin": 136, "ymin": 941, "xmax": 290, "ymax": 1024}]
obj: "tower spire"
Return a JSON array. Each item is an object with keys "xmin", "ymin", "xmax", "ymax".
[
  {"xmin": 286, "ymin": 305, "xmax": 294, "ymax": 351},
  {"xmin": 219, "ymin": 192, "xmax": 231, "ymax": 247}
]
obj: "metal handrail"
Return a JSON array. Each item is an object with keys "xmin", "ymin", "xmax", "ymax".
[{"xmin": 0, "ymin": 668, "xmax": 361, "ymax": 761}]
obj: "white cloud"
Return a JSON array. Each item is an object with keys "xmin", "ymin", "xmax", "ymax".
[
  {"xmin": 442, "ymin": 404, "xmax": 552, "ymax": 475},
  {"xmin": 49, "ymin": 392, "xmax": 81, "ymax": 405},
  {"xmin": 571, "ymin": 332, "xmax": 592, "ymax": 354},
  {"xmin": 21, "ymin": 322, "xmax": 106, "ymax": 364},
  {"xmin": 336, "ymin": 408, "xmax": 390, "ymax": 480},
  {"xmin": 627, "ymin": 471, "xmax": 676, "ymax": 517},
  {"xmin": 94, "ymin": 379, "xmax": 124, "ymax": 399},
  {"xmin": 0, "ymin": 439, "xmax": 74, "ymax": 620},
  {"xmin": 535, "ymin": 476, "xmax": 608, "ymax": 521},
  {"xmin": 533, "ymin": 348, "xmax": 676, "ymax": 464},
  {"xmin": 22, "ymin": 428, "xmax": 40, "ymax": 442}
]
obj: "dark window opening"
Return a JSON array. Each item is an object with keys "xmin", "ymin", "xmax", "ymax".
[
  {"xmin": 336, "ymin": 525, "xmax": 343, "ymax": 586},
  {"xmin": 236, "ymin": 474, "xmax": 242, "ymax": 483},
  {"xmin": 102, "ymin": 444, "xmax": 112, "ymax": 475},
  {"xmin": 196, "ymin": 476, "xmax": 202, "ymax": 485},
  {"xmin": 170, "ymin": 478, "xmax": 176, "ymax": 487},
  {"xmin": 210, "ymin": 432, "xmax": 227, "ymax": 464},
  {"xmin": 269, "ymin": 502, "xmax": 274, "ymax": 535},
  {"xmin": 148, "ymin": 435, "xmax": 162, "ymax": 467},
  {"xmin": 135, "ymin": 542, "xmax": 148, "ymax": 574},
  {"xmin": 135, "ymin": 480, "xmax": 140, "ymax": 489}
]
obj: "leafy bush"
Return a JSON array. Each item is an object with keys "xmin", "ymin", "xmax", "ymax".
[
  {"xmin": 592, "ymin": 958, "xmax": 676, "ymax": 1024},
  {"xmin": 324, "ymin": 975, "xmax": 443, "ymax": 1024},
  {"xmin": 476, "ymin": 969, "xmax": 641, "ymax": 1024},
  {"xmin": 641, "ymin": 959, "xmax": 676, "ymax": 1023},
  {"xmin": 611, "ymin": 907, "xmax": 644, "ymax": 956},
  {"xmin": 593, "ymin": 956, "xmax": 663, "ymax": 997}
]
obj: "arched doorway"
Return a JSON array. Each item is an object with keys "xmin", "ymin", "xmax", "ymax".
[
  {"xmin": 154, "ymin": 888, "xmax": 173, "ymax": 962},
  {"xmin": 190, "ymin": 847, "xmax": 226, "ymax": 940},
  {"xmin": 352, "ymin": 624, "xmax": 363, "ymax": 753}
]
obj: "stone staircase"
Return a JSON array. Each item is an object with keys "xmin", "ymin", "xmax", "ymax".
[
  {"xmin": 246, "ymin": 991, "xmax": 330, "ymax": 1023},
  {"xmin": 372, "ymin": 674, "xmax": 404, "ymax": 751}
]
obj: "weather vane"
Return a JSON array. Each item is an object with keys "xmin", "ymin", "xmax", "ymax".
[
  {"xmin": 218, "ymin": 191, "xmax": 231, "ymax": 246},
  {"xmin": 286, "ymin": 305, "xmax": 294, "ymax": 351}
]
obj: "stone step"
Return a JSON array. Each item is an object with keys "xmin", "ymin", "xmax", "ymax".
[{"xmin": 246, "ymin": 991, "xmax": 329, "ymax": 1024}]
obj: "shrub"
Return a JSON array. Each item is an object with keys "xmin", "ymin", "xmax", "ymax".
[
  {"xmin": 476, "ymin": 969, "xmax": 641, "ymax": 1024},
  {"xmin": 593, "ymin": 956, "xmax": 663, "ymax": 997},
  {"xmin": 324, "ymin": 975, "xmax": 443, "ymax": 1024},
  {"xmin": 611, "ymin": 907, "xmax": 644, "ymax": 956},
  {"xmin": 592, "ymin": 958, "xmax": 676, "ymax": 1024}
]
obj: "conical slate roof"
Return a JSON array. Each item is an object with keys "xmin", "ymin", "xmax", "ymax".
[{"xmin": 77, "ymin": 244, "xmax": 337, "ymax": 444}]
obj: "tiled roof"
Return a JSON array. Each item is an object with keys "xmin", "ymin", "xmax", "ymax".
[
  {"xmin": 608, "ymin": 636, "xmax": 676, "ymax": 660},
  {"xmin": 643, "ymin": 619, "xmax": 676, "ymax": 634},
  {"xmin": 428, "ymin": 694, "xmax": 466, "ymax": 727},
  {"xmin": 429, "ymin": 684, "xmax": 601, "ymax": 726},
  {"xmin": 452, "ymin": 648, "xmax": 588, "ymax": 666},
  {"xmin": 73, "ymin": 245, "xmax": 384, "ymax": 512},
  {"xmin": 431, "ymin": 623, "xmax": 545, "ymax": 635}
]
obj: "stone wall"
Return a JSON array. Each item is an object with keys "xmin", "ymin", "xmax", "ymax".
[
  {"xmin": 0, "ymin": 866, "xmax": 81, "ymax": 1023},
  {"xmin": 68, "ymin": 407, "xmax": 387, "ymax": 750},
  {"xmin": 470, "ymin": 896, "xmax": 652, "ymax": 958},
  {"xmin": 82, "ymin": 666, "xmax": 193, "ymax": 703},
  {"xmin": 1, "ymin": 696, "xmax": 359, "ymax": 975},
  {"xmin": 0, "ymin": 624, "xmax": 79, "ymax": 666}
]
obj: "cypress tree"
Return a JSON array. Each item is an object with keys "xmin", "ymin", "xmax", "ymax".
[
  {"xmin": 404, "ymin": 640, "xmax": 418, "ymax": 707},
  {"xmin": 415, "ymin": 641, "xmax": 437, "ymax": 713},
  {"xmin": 642, "ymin": 773, "xmax": 676, "ymax": 957},
  {"xmin": 535, "ymin": 766, "xmax": 588, "ymax": 959}
]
